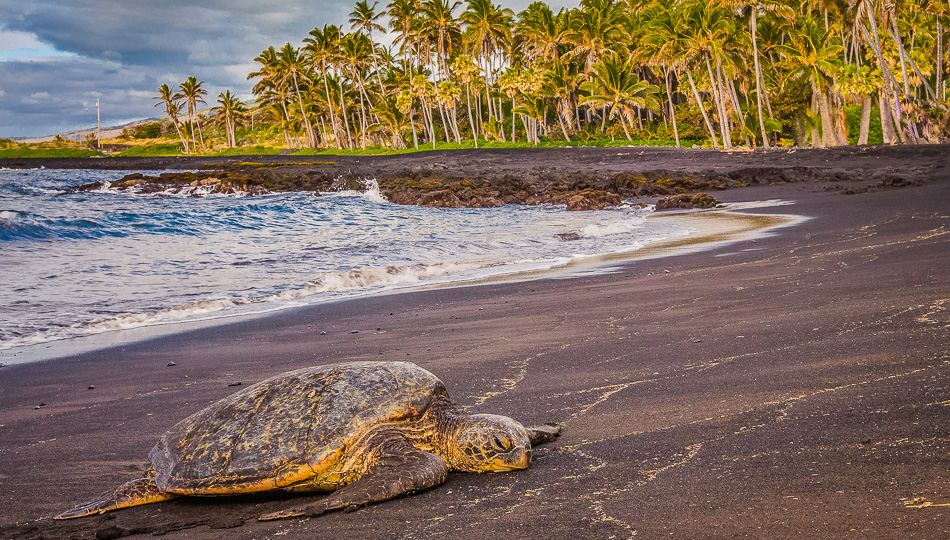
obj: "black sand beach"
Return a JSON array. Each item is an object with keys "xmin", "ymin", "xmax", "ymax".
[{"xmin": 0, "ymin": 146, "xmax": 948, "ymax": 539}]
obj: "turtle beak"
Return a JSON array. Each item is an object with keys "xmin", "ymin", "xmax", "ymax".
[{"xmin": 514, "ymin": 448, "xmax": 531, "ymax": 469}]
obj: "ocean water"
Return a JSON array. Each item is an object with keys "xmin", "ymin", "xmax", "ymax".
[{"xmin": 0, "ymin": 167, "xmax": 695, "ymax": 354}]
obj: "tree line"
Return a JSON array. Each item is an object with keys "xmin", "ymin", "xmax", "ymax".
[{"xmin": 155, "ymin": 0, "xmax": 949, "ymax": 152}]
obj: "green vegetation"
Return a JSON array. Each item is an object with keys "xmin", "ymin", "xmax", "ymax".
[
  {"xmin": 182, "ymin": 0, "xmax": 945, "ymax": 153},
  {"xmin": 0, "ymin": 148, "xmax": 103, "ymax": 158},
  {"xmin": 14, "ymin": 0, "xmax": 946, "ymax": 158},
  {"xmin": 115, "ymin": 144, "xmax": 183, "ymax": 157}
]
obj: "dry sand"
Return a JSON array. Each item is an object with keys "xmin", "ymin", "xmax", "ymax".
[{"xmin": 0, "ymin": 147, "xmax": 948, "ymax": 539}]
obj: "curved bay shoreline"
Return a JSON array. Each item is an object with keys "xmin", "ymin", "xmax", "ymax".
[{"xmin": 1, "ymin": 145, "xmax": 948, "ymax": 539}]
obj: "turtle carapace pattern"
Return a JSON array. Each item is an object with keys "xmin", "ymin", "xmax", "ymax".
[{"xmin": 56, "ymin": 361, "xmax": 562, "ymax": 520}]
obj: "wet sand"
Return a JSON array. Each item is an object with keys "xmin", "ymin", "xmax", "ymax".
[{"xmin": 1, "ymin": 147, "xmax": 948, "ymax": 538}]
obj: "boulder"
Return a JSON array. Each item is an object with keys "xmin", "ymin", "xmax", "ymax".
[
  {"xmin": 655, "ymin": 192, "xmax": 720, "ymax": 211},
  {"xmin": 565, "ymin": 189, "xmax": 623, "ymax": 211}
]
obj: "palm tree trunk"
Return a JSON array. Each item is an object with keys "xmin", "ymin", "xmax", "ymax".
[
  {"xmin": 620, "ymin": 112, "xmax": 633, "ymax": 141},
  {"xmin": 410, "ymin": 106, "xmax": 419, "ymax": 149},
  {"xmin": 938, "ymin": 20, "xmax": 944, "ymax": 101},
  {"xmin": 322, "ymin": 77, "xmax": 341, "ymax": 149},
  {"xmin": 171, "ymin": 116, "xmax": 190, "ymax": 154},
  {"xmin": 816, "ymin": 87, "xmax": 840, "ymax": 146},
  {"xmin": 859, "ymin": 1, "xmax": 909, "ymax": 143},
  {"xmin": 751, "ymin": 11, "xmax": 770, "ymax": 148},
  {"xmin": 465, "ymin": 83, "xmax": 478, "ymax": 147},
  {"xmin": 195, "ymin": 114, "xmax": 206, "ymax": 152},
  {"xmin": 858, "ymin": 94, "xmax": 871, "ymax": 145},
  {"xmin": 879, "ymin": 89, "xmax": 896, "ymax": 144},
  {"xmin": 664, "ymin": 66, "xmax": 680, "ymax": 148},
  {"xmin": 511, "ymin": 97, "xmax": 517, "ymax": 142},
  {"xmin": 338, "ymin": 86, "xmax": 353, "ymax": 149},
  {"xmin": 686, "ymin": 70, "xmax": 719, "ymax": 148},
  {"xmin": 291, "ymin": 72, "xmax": 315, "ymax": 148},
  {"xmin": 557, "ymin": 106, "xmax": 571, "ymax": 141},
  {"xmin": 705, "ymin": 56, "xmax": 731, "ymax": 148},
  {"xmin": 888, "ymin": 10, "xmax": 912, "ymax": 99}
]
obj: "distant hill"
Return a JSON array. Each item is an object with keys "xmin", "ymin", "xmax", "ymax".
[{"xmin": 15, "ymin": 117, "xmax": 162, "ymax": 144}]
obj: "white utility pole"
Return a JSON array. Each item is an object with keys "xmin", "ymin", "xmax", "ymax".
[{"xmin": 96, "ymin": 98, "xmax": 101, "ymax": 149}]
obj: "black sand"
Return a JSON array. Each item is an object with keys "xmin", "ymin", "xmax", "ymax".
[{"xmin": 0, "ymin": 146, "xmax": 948, "ymax": 539}]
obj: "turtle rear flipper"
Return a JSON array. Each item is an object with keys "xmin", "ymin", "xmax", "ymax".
[
  {"xmin": 259, "ymin": 440, "xmax": 449, "ymax": 521},
  {"xmin": 55, "ymin": 475, "xmax": 175, "ymax": 519}
]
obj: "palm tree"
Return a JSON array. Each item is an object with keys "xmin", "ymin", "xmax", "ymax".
[
  {"xmin": 682, "ymin": 0, "xmax": 740, "ymax": 148},
  {"xmin": 212, "ymin": 91, "xmax": 249, "ymax": 148},
  {"xmin": 305, "ymin": 25, "xmax": 347, "ymax": 149},
  {"xmin": 179, "ymin": 76, "xmax": 208, "ymax": 152},
  {"xmin": 451, "ymin": 53, "xmax": 482, "ymax": 144},
  {"xmin": 278, "ymin": 43, "xmax": 317, "ymax": 148},
  {"xmin": 153, "ymin": 84, "xmax": 190, "ymax": 153},
  {"xmin": 516, "ymin": 2, "xmax": 571, "ymax": 63},
  {"xmin": 461, "ymin": 0, "xmax": 513, "ymax": 130},
  {"xmin": 350, "ymin": 0, "xmax": 388, "ymax": 91},
  {"xmin": 370, "ymin": 93, "xmax": 416, "ymax": 149},
  {"xmin": 835, "ymin": 63, "xmax": 881, "ymax": 144},
  {"xmin": 341, "ymin": 32, "xmax": 378, "ymax": 148},
  {"xmin": 564, "ymin": 0, "xmax": 626, "ymax": 76},
  {"xmin": 722, "ymin": 0, "xmax": 795, "ymax": 147},
  {"xmin": 782, "ymin": 14, "xmax": 846, "ymax": 146},
  {"xmin": 541, "ymin": 58, "xmax": 584, "ymax": 138},
  {"xmin": 420, "ymin": 0, "xmax": 463, "ymax": 143},
  {"xmin": 581, "ymin": 54, "xmax": 660, "ymax": 141}
]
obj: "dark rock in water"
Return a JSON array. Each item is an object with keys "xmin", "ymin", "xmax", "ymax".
[
  {"xmin": 63, "ymin": 181, "xmax": 106, "ymax": 194},
  {"xmin": 228, "ymin": 381, "xmax": 242, "ymax": 387},
  {"xmin": 565, "ymin": 189, "xmax": 623, "ymax": 211},
  {"xmin": 88, "ymin": 385, "xmax": 95, "ymax": 390},
  {"xmin": 557, "ymin": 232, "xmax": 582, "ymax": 241},
  {"xmin": 655, "ymin": 192, "xmax": 720, "ymax": 211}
]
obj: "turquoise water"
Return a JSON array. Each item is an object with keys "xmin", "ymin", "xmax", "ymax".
[{"xmin": 0, "ymin": 168, "xmax": 692, "ymax": 353}]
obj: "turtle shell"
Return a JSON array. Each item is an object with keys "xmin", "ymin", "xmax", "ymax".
[{"xmin": 148, "ymin": 361, "xmax": 447, "ymax": 495}]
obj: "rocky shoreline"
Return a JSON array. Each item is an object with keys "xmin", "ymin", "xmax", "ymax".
[{"xmin": 3, "ymin": 145, "xmax": 941, "ymax": 210}]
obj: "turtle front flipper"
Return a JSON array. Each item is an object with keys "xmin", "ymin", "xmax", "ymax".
[
  {"xmin": 259, "ymin": 439, "xmax": 449, "ymax": 521},
  {"xmin": 55, "ymin": 473, "xmax": 176, "ymax": 519}
]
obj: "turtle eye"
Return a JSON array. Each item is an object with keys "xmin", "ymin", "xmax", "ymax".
[{"xmin": 491, "ymin": 435, "xmax": 508, "ymax": 452}]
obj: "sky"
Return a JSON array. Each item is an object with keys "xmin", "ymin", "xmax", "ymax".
[{"xmin": 0, "ymin": 0, "xmax": 576, "ymax": 139}]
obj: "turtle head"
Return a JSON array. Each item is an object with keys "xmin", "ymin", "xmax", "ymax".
[{"xmin": 449, "ymin": 414, "xmax": 532, "ymax": 472}]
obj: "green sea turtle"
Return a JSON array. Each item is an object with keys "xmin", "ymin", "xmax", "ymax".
[{"xmin": 56, "ymin": 361, "xmax": 561, "ymax": 520}]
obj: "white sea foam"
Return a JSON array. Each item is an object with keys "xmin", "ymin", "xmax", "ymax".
[
  {"xmin": 579, "ymin": 216, "xmax": 648, "ymax": 238},
  {"xmin": 321, "ymin": 177, "xmax": 389, "ymax": 204},
  {"xmin": 3, "ymin": 167, "xmax": 801, "ymax": 360}
]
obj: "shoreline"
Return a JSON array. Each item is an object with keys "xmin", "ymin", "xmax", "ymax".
[
  {"xmin": 1, "ymin": 148, "xmax": 948, "ymax": 538},
  {"xmin": 0, "ymin": 201, "xmax": 803, "ymax": 367}
]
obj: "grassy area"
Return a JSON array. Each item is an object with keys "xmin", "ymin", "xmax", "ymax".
[
  {"xmin": 0, "ymin": 147, "xmax": 104, "ymax": 158},
  {"xmin": 211, "ymin": 146, "xmax": 282, "ymax": 156},
  {"xmin": 115, "ymin": 144, "xmax": 183, "ymax": 157},
  {"xmin": 0, "ymin": 138, "xmax": 698, "ymax": 160},
  {"xmin": 293, "ymin": 137, "xmax": 694, "ymax": 156}
]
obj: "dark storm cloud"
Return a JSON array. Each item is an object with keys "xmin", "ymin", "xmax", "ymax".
[
  {"xmin": 0, "ymin": 0, "xmax": 339, "ymax": 67},
  {"xmin": 0, "ymin": 0, "xmax": 574, "ymax": 137},
  {"xmin": 0, "ymin": 0, "xmax": 352, "ymax": 137}
]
